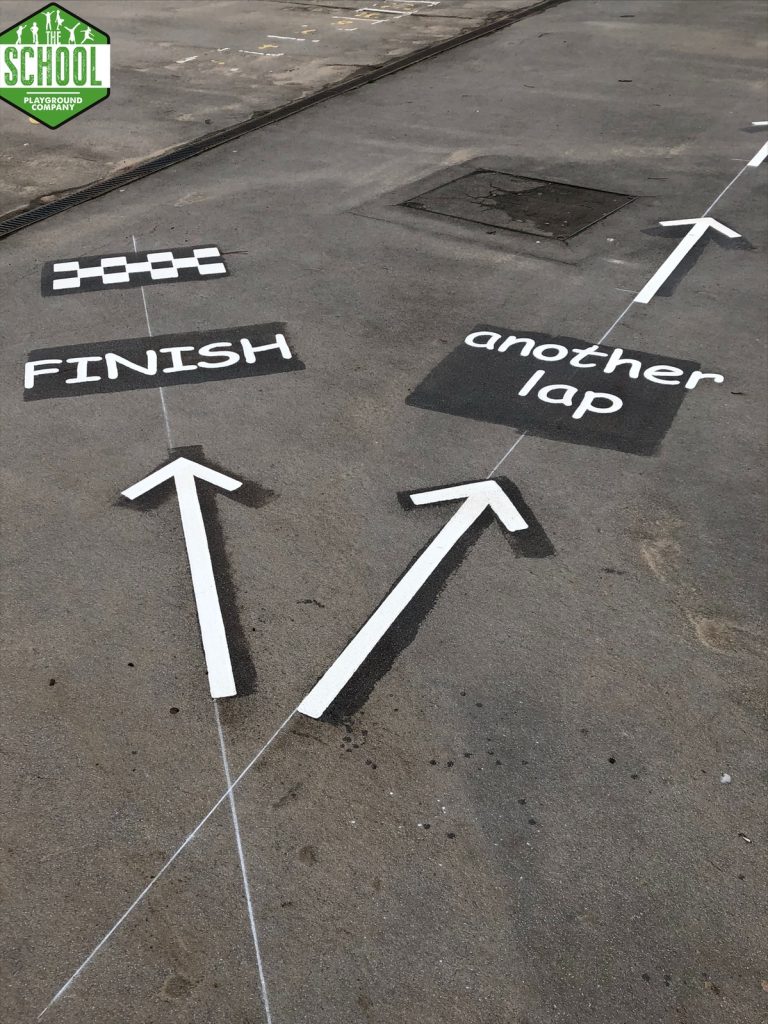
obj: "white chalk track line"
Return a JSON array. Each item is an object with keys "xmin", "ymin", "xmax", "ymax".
[
  {"xmin": 132, "ymin": 233, "xmax": 274, "ymax": 1022},
  {"xmin": 39, "ymin": 239, "xmax": 278, "ymax": 1021},
  {"xmin": 486, "ymin": 296, "xmax": 636, "ymax": 477},
  {"xmin": 215, "ymin": 703, "xmax": 274, "ymax": 1024},
  {"xmin": 701, "ymin": 160, "xmax": 751, "ymax": 216},
  {"xmin": 37, "ymin": 709, "xmax": 298, "ymax": 1019},
  {"xmin": 131, "ymin": 235, "xmax": 173, "ymax": 450},
  {"xmin": 485, "ymin": 431, "xmax": 526, "ymax": 479},
  {"xmin": 38, "ymin": 140, "xmax": 762, "ymax": 1018},
  {"xmin": 488, "ymin": 149, "xmax": 759, "ymax": 478}
]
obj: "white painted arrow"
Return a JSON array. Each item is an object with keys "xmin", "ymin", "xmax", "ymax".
[
  {"xmin": 634, "ymin": 217, "xmax": 741, "ymax": 304},
  {"xmin": 122, "ymin": 457, "xmax": 243, "ymax": 699},
  {"xmin": 297, "ymin": 480, "xmax": 528, "ymax": 719}
]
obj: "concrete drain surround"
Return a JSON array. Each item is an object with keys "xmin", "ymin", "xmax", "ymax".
[{"xmin": 401, "ymin": 170, "xmax": 634, "ymax": 239}]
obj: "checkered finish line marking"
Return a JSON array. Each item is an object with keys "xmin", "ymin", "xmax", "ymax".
[{"xmin": 41, "ymin": 245, "xmax": 228, "ymax": 296}]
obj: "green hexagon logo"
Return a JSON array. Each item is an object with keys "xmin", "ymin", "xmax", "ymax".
[{"xmin": 0, "ymin": 3, "xmax": 109, "ymax": 128}]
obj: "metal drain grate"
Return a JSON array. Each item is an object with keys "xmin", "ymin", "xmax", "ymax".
[{"xmin": 401, "ymin": 170, "xmax": 634, "ymax": 239}]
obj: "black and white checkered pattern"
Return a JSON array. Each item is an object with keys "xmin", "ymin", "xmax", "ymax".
[{"xmin": 41, "ymin": 245, "xmax": 228, "ymax": 296}]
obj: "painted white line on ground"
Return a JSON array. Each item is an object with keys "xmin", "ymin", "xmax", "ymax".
[
  {"xmin": 700, "ymin": 160, "xmax": 752, "ymax": 217},
  {"xmin": 39, "ymin": 239, "xmax": 272, "ymax": 1015},
  {"xmin": 485, "ymin": 431, "xmax": 527, "ymax": 479},
  {"xmin": 132, "ymin": 235, "xmax": 173, "ymax": 449},
  {"xmin": 214, "ymin": 703, "xmax": 274, "ymax": 1024},
  {"xmin": 37, "ymin": 709, "xmax": 298, "ymax": 1019}
]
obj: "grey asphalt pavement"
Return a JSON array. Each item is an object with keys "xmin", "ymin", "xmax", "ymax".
[
  {"xmin": 1, "ymin": 2, "xmax": 766, "ymax": 1024},
  {"xmin": 0, "ymin": 0, "xmax": 541, "ymax": 220}
]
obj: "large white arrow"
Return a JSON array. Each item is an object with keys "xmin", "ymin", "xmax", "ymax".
[
  {"xmin": 298, "ymin": 480, "xmax": 529, "ymax": 719},
  {"xmin": 634, "ymin": 217, "xmax": 741, "ymax": 304},
  {"xmin": 122, "ymin": 457, "xmax": 243, "ymax": 699}
]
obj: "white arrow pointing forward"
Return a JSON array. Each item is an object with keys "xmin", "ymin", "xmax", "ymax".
[
  {"xmin": 297, "ymin": 480, "xmax": 529, "ymax": 720},
  {"xmin": 122, "ymin": 457, "xmax": 243, "ymax": 699},
  {"xmin": 634, "ymin": 217, "xmax": 741, "ymax": 305}
]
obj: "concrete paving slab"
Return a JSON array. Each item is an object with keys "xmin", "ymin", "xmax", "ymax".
[{"xmin": 1, "ymin": 2, "xmax": 766, "ymax": 1024}]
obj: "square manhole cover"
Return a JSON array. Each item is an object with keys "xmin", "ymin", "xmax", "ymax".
[{"xmin": 401, "ymin": 170, "xmax": 634, "ymax": 240}]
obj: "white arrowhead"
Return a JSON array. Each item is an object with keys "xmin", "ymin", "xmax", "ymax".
[
  {"xmin": 298, "ymin": 479, "xmax": 528, "ymax": 719},
  {"xmin": 410, "ymin": 480, "xmax": 528, "ymax": 532},
  {"xmin": 658, "ymin": 217, "xmax": 740, "ymax": 239},
  {"xmin": 634, "ymin": 216, "xmax": 741, "ymax": 304},
  {"xmin": 122, "ymin": 457, "xmax": 243, "ymax": 698},
  {"xmin": 122, "ymin": 456, "xmax": 242, "ymax": 500}
]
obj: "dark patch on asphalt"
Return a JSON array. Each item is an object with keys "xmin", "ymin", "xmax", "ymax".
[
  {"xmin": 401, "ymin": 169, "xmax": 633, "ymax": 240},
  {"xmin": 271, "ymin": 782, "xmax": 303, "ymax": 809},
  {"xmin": 322, "ymin": 478, "xmax": 553, "ymax": 722},
  {"xmin": 298, "ymin": 844, "xmax": 318, "ymax": 865},
  {"xmin": 161, "ymin": 973, "xmax": 194, "ymax": 1000},
  {"xmin": 24, "ymin": 323, "xmax": 303, "ymax": 400},
  {"xmin": 406, "ymin": 325, "xmax": 703, "ymax": 456},
  {"xmin": 119, "ymin": 444, "xmax": 275, "ymax": 697}
]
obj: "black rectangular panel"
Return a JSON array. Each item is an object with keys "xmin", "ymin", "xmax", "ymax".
[
  {"xmin": 24, "ymin": 323, "xmax": 302, "ymax": 400},
  {"xmin": 406, "ymin": 325, "xmax": 701, "ymax": 456}
]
